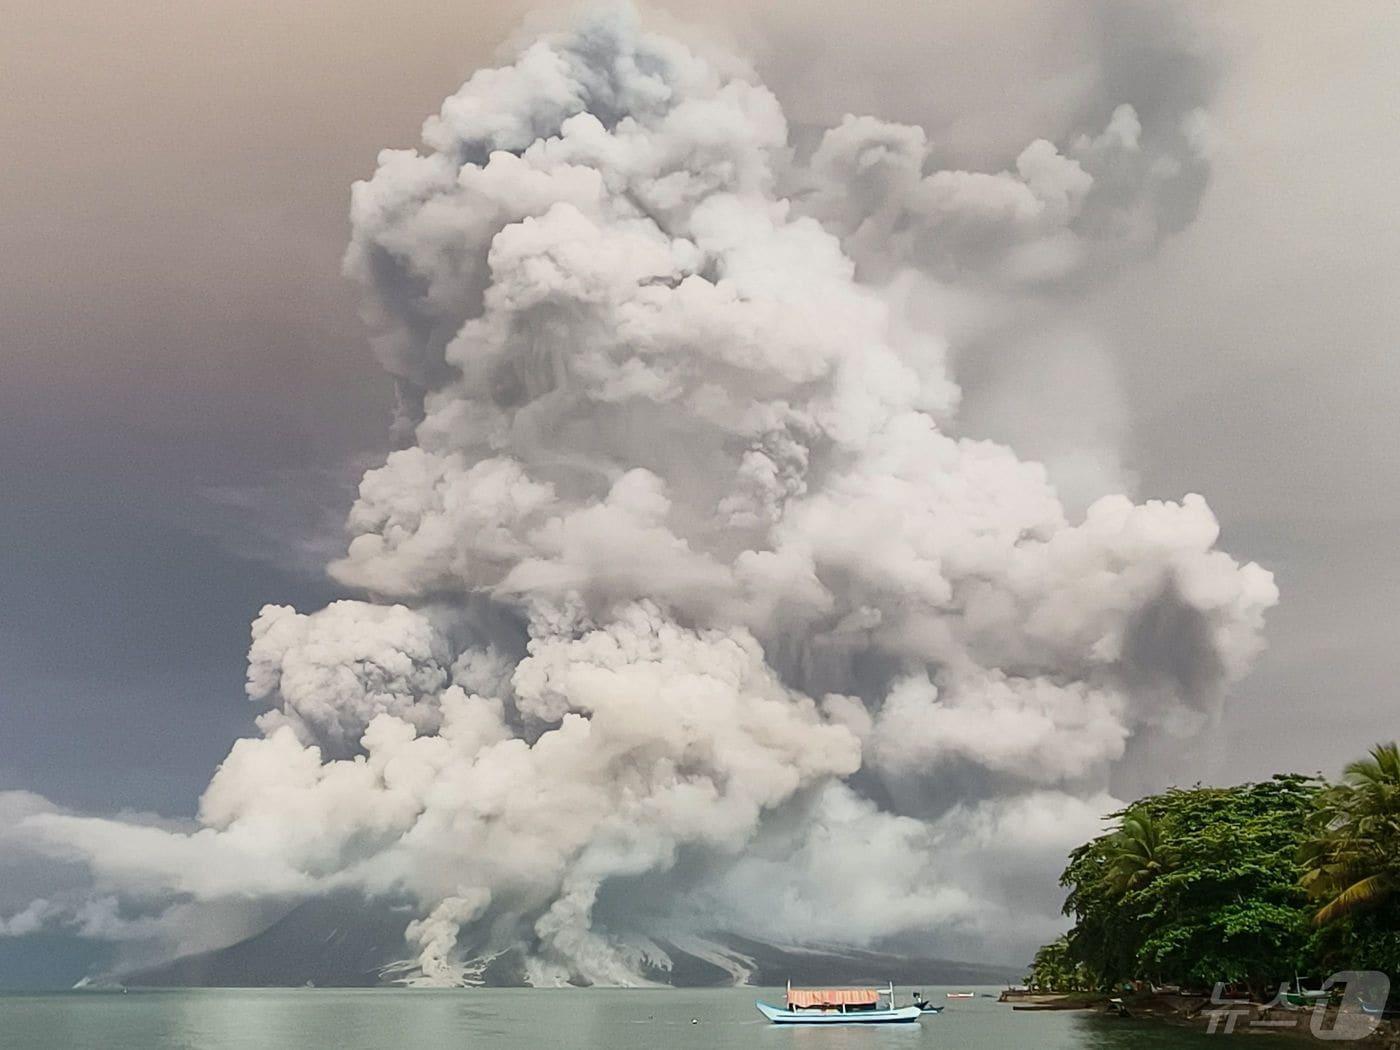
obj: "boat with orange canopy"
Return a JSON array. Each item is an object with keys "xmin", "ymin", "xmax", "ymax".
[{"xmin": 755, "ymin": 981, "xmax": 925, "ymax": 1024}]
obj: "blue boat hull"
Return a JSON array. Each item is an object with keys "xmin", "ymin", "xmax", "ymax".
[{"xmin": 756, "ymin": 1001, "xmax": 923, "ymax": 1025}]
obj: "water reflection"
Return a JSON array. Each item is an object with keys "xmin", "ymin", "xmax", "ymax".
[{"xmin": 1, "ymin": 986, "xmax": 1222, "ymax": 1050}]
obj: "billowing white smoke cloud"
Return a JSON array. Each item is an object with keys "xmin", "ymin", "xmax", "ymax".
[
  {"xmin": 247, "ymin": 601, "xmax": 457, "ymax": 754},
  {"xmin": 5, "ymin": 4, "xmax": 1277, "ymax": 983},
  {"xmin": 806, "ymin": 100, "xmax": 1211, "ymax": 288}
]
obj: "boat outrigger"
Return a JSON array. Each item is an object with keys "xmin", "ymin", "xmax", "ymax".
[{"xmin": 756, "ymin": 982, "xmax": 926, "ymax": 1025}]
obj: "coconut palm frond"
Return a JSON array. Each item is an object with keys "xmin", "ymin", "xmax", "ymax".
[{"xmin": 1313, "ymin": 873, "xmax": 1393, "ymax": 927}]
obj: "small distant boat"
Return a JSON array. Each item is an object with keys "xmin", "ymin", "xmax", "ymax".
[
  {"xmin": 1280, "ymin": 976, "xmax": 1331, "ymax": 1008},
  {"xmin": 946, "ymin": 991, "xmax": 976, "ymax": 999},
  {"xmin": 756, "ymin": 982, "xmax": 924, "ymax": 1025}
]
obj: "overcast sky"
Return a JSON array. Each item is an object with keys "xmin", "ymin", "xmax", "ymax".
[{"xmin": 2, "ymin": 0, "xmax": 1396, "ymax": 824}]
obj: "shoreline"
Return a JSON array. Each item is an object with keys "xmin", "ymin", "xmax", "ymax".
[{"xmin": 1001, "ymin": 991, "xmax": 1398, "ymax": 1047}]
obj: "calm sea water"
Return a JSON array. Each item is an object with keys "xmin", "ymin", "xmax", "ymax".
[{"xmin": 0, "ymin": 986, "xmax": 1220, "ymax": 1049}]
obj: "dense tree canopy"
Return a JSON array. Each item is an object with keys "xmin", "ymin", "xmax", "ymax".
[{"xmin": 1044, "ymin": 744, "xmax": 1400, "ymax": 995}]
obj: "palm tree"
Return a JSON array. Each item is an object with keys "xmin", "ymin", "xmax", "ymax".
[
  {"xmin": 1105, "ymin": 809, "xmax": 1170, "ymax": 895},
  {"xmin": 1301, "ymin": 742, "xmax": 1400, "ymax": 926},
  {"xmin": 1029, "ymin": 937, "xmax": 1086, "ymax": 992}
]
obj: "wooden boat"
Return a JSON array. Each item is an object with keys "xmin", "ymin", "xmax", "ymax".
[
  {"xmin": 756, "ymin": 982, "xmax": 924, "ymax": 1025},
  {"xmin": 1279, "ymin": 977, "xmax": 1332, "ymax": 1008},
  {"xmin": 1012, "ymin": 1001, "xmax": 1095, "ymax": 1011}
]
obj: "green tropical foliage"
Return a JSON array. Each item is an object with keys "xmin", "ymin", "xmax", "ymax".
[
  {"xmin": 1300, "ymin": 742, "xmax": 1400, "ymax": 979},
  {"xmin": 1060, "ymin": 775, "xmax": 1321, "ymax": 994},
  {"xmin": 1042, "ymin": 743, "xmax": 1400, "ymax": 994},
  {"xmin": 1301, "ymin": 743, "xmax": 1400, "ymax": 926},
  {"xmin": 1105, "ymin": 810, "xmax": 1170, "ymax": 895},
  {"xmin": 1027, "ymin": 936, "xmax": 1090, "ymax": 991}
]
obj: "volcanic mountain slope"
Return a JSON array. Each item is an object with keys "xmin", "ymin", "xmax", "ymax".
[
  {"xmin": 119, "ymin": 896, "xmax": 1015, "ymax": 988},
  {"xmin": 121, "ymin": 897, "xmax": 413, "ymax": 988}
]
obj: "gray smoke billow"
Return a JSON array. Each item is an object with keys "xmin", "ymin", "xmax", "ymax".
[{"xmin": 4, "ymin": 4, "xmax": 1276, "ymax": 984}]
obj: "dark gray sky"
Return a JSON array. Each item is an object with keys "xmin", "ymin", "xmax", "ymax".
[{"xmin": 2, "ymin": 0, "xmax": 1396, "ymax": 822}]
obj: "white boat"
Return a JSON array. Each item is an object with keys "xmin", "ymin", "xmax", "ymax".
[
  {"xmin": 756, "ymin": 982, "xmax": 925, "ymax": 1025},
  {"xmin": 946, "ymin": 991, "xmax": 976, "ymax": 999}
]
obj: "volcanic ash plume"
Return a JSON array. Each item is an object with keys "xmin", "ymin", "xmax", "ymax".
[{"xmin": 8, "ymin": 5, "xmax": 1277, "ymax": 984}]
